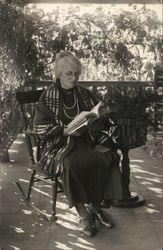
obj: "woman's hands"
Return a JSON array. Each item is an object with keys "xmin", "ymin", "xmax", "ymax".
[
  {"xmin": 64, "ymin": 119, "xmax": 105, "ymax": 136},
  {"xmin": 63, "ymin": 127, "xmax": 69, "ymax": 136},
  {"xmin": 87, "ymin": 119, "xmax": 104, "ymax": 132}
]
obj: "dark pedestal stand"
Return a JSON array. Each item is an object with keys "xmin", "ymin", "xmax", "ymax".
[
  {"xmin": 111, "ymin": 148, "xmax": 145, "ymax": 208},
  {"xmin": 0, "ymin": 150, "xmax": 10, "ymax": 162}
]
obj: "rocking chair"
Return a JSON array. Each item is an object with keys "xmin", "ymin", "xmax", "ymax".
[{"xmin": 15, "ymin": 89, "xmax": 63, "ymax": 221}]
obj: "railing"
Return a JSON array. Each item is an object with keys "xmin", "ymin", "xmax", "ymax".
[
  {"xmin": 0, "ymin": 79, "xmax": 162, "ymax": 162},
  {"xmin": 24, "ymin": 80, "xmax": 154, "ymax": 88},
  {"xmin": 24, "ymin": 79, "xmax": 163, "ymax": 149}
]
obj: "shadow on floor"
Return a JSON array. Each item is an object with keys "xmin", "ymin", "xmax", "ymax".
[{"xmin": 0, "ymin": 134, "xmax": 162, "ymax": 250}]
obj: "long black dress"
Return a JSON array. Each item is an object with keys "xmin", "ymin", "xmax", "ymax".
[{"xmin": 61, "ymin": 87, "xmax": 122, "ymax": 208}]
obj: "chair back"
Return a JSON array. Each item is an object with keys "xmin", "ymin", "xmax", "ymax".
[{"xmin": 16, "ymin": 90, "xmax": 44, "ymax": 163}]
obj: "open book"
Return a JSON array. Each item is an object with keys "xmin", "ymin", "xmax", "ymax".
[{"xmin": 64, "ymin": 101, "xmax": 103, "ymax": 136}]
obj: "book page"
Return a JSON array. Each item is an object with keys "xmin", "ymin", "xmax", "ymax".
[
  {"xmin": 90, "ymin": 101, "xmax": 102, "ymax": 117},
  {"xmin": 66, "ymin": 119, "xmax": 90, "ymax": 135},
  {"xmin": 66, "ymin": 110, "xmax": 90, "ymax": 130},
  {"xmin": 65, "ymin": 101, "xmax": 102, "ymax": 135}
]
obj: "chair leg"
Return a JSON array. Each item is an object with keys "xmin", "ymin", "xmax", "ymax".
[
  {"xmin": 15, "ymin": 170, "xmax": 61, "ymax": 221},
  {"xmin": 27, "ymin": 170, "xmax": 36, "ymax": 201},
  {"xmin": 51, "ymin": 176, "xmax": 58, "ymax": 221}
]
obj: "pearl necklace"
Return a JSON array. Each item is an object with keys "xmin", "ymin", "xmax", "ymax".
[
  {"xmin": 63, "ymin": 90, "xmax": 77, "ymax": 109},
  {"xmin": 63, "ymin": 91, "xmax": 80, "ymax": 119}
]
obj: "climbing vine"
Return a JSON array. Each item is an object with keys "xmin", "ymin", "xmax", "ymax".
[{"xmin": 0, "ymin": 1, "xmax": 25, "ymax": 159}]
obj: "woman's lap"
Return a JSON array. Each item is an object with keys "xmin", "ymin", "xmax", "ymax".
[{"xmin": 63, "ymin": 144, "xmax": 122, "ymax": 207}]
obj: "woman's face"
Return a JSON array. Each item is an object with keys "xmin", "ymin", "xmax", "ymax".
[{"xmin": 59, "ymin": 63, "xmax": 80, "ymax": 89}]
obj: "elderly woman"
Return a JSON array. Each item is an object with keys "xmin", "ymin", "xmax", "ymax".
[{"xmin": 33, "ymin": 51, "xmax": 122, "ymax": 237}]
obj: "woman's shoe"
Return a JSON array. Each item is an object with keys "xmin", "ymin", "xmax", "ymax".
[
  {"xmin": 79, "ymin": 217, "xmax": 96, "ymax": 237},
  {"xmin": 87, "ymin": 208, "xmax": 96, "ymax": 228},
  {"xmin": 96, "ymin": 209, "xmax": 113, "ymax": 228}
]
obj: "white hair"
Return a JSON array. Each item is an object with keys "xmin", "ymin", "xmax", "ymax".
[{"xmin": 54, "ymin": 51, "xmax": 82, "ymax": 78}]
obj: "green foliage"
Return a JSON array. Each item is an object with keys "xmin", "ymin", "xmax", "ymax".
[
  {"xmin": 0, "ymin": 1, "xmax": 25, "ymax": 91},
  {"xmin": 98, "ymin": 85, "xmax": 156, "ymax": 118},
  {"xmin": 24, "ymin": 4, "xmax": 162, "ymax": 81},
  {"xmin": 95, "ymin": 84, "xmax": 157, "ymax": 148},
  {"xmin": 0, "ymin": 1, "xmax": 25, "ymax": 153}
]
